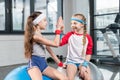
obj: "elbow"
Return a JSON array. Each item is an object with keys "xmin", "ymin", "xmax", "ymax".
[
  {"xmin": 55, "ymin": 45, "xmax": 59, "ymax": 48},
  {"xmin": 54, "ymin": 43, "xmax": 59, "ymax": 47}
]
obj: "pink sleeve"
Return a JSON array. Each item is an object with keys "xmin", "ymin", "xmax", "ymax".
[
  {"xmin": 86, "ymin": 34, "xmax": 93, "ymax": 55},
  {"xmin": 60, "ymin": 31, "xmax": 73, "ymax": 46}
]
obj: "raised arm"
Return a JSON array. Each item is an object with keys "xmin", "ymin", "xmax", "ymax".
[{"xmin": 33, "ymin": 16, "xmax": 64, "ymax": 47}]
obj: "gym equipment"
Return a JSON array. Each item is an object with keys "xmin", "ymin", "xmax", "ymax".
[
  {"xmin": 57, "ymin": 62, "xmax": 104, "ymax": 80},
  {"xmin": 92, "ymin": 13, "xmax": 120, "ymax": 80},
  {"xmin": 93, "ymin": 23, "xmax": 120, "ymax": 64},
  {"xmin": 4, "ymin": 65, "xmax": 52, "ymax": 80},
  {"xmin": 4, "ymin": 62, "xmax": 104, "ymax": 80}
]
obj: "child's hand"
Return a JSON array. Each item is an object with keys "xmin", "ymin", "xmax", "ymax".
[
  {"xmin": 79, "ymin": 66, "xmax": 88, "ymax": 78},
  {"xmin": 56, "ymin": 16, "xmax": 64, "ymax": 31},
  {"xmin": 63, "ymin": 63, "xmax": 67, "ymax": 69}
]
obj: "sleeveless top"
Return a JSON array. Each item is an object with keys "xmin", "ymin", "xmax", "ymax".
[{"xmin": 32, "ymin": 42, "xmax": 46, "ymax": 57}]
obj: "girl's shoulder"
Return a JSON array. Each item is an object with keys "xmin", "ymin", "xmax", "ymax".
[
  {"xmin": 86, "ymin": 33, "xmax": 92, "ymax": 37},
  {"xmin": 86, "ymin": 34, "xmax": 93, "ymax": 41}
]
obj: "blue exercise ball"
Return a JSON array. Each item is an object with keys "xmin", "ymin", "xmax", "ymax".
[{"xmin": 4, "ymin": 65, "xmax": 52, "ymax": 80}]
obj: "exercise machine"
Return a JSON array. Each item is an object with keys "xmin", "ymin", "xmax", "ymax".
[
  {"xmin": 92, "ymin": 13, "xmax": 120, "ymax": 80},
  {"xmin": 93, "ymin": 23, "xmax": 120, "ymax": 64}
]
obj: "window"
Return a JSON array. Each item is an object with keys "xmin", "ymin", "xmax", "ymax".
[
  {"xmin": 95, "ymin": 14, "xmax": 116, "ymax": 28},
  {"xmin": 0, "ymin": 0, "xmax": 63, "ymax": 34},
  {"xmin": 0, "ymin": 0, "xmax": 5, "ymax": 31},
  {"xmin": 90, "ymin": 0, "xmax": 120, "ymax": 56},
  {"xmin": 12, "ymin": 0, "xmax": 30, "ymax": 31},
  {"xmin": 95, "ymin": 0, "xmax": 119, "ymax": 15},
  {"xmin": 0, "ymin": 0, "xmax": 30, "ymax": 34},
  {"xmin": 34, "ymin": 0, "xmax": 62, "ymax": 33}
]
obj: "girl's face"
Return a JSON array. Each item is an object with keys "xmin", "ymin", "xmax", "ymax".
[
  {"xmin": 38, "ymin": 17, "xmax": 47, "ymax": 30},
  {"xmin": 71, "ymin": 17, "xmax": 84, "ymax": 33}
]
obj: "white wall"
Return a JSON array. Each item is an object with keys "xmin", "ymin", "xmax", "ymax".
[
  {"xmin": 73, "ymin": 0, "xmax": 90, "ymax": 33},
  {"xmin": 0, "ymin": 0, "xmax": 90, "ymax": 66},
  {"xmin": 0, "ymin": 35, "xmax": 67, "ymax": 66},
  {"xmin": 0, "ymin": 35, "xmax": 26, "ymax": 66},
  {"xmin": 63, "ymin": 0, "xmax": 73, "ymax": 32},
  {"xmin": 63, "ymin": 0, "xmax": 90, "ymax": 33}
]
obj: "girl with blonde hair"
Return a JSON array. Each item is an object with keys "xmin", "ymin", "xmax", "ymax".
[{"xmin": 60, "ymin": 13, "xmax": 93, "ymax": 80}]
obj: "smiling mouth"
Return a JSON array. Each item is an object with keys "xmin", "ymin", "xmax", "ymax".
[
  {"xmin": 72, "ymin": 26, "xmax": 77, "ymax": 29},
  {"xmin": 72, "ymin": 28, "xmax": 77, "ymax": 31}
]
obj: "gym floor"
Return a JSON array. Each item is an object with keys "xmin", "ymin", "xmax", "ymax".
[
  {"xmin": 97, "ymin": 63, "xmax": 120, "ymax": 80},
  {"xmin": 1, "ymin": 62, "xmax": 120, "ymax": 80}
]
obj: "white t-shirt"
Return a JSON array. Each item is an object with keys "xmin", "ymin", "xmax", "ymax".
[{"xmin": 60, "ymin": 31, "xmax": 93, "ymax": 63}]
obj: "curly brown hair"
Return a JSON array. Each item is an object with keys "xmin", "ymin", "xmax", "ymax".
[{"xmin": 24, "ymin": 12, "xmax": 42, "ymax": 58}]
